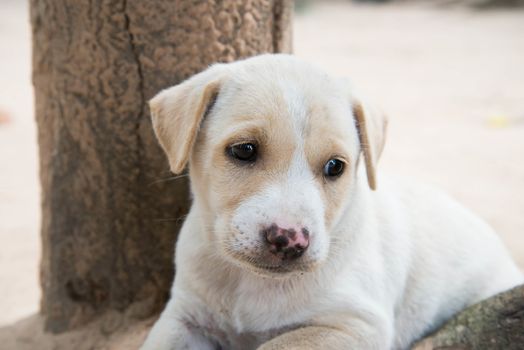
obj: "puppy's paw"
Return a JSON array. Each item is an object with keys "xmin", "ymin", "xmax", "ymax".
[{"xmin": 258, "ymin": 345, "xmax": 312, "ymax": 350}]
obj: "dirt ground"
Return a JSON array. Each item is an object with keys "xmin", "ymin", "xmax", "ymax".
[{"xmin": 0, "ymin": 0, "xmax": 523, "ymax": 348}]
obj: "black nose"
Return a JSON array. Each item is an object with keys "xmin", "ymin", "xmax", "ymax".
[{"xmin": 263, "ymin": 224, "xmax": 310, "ymax": 260}]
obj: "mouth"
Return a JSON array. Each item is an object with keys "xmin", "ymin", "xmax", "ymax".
[{"xmin": 224, "ymin": 250, "xmax": 319, "ymax": 277}]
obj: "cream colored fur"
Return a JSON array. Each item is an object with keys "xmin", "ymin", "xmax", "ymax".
[{"xmin": 141, "ymin": 54, "xmax": 523, "ymax": 350}]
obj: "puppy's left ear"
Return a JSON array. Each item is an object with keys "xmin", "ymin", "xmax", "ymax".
[
  {"xmin": 149, "ymin": 65, "xmax": 224, "ymax": 174},
  {"xmin": 352, "ymin": 98, "xmax": 388, "ymax": 191}
]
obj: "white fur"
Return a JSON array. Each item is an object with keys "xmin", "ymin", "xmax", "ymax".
[{"xmin": 142, "ymin": 55, "xmax": 523, "ymax": 350}]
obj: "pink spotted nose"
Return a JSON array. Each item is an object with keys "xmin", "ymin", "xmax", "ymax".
[{"xmin": 263, "ymin": 224, "xmax": 310, "ymax": 260}]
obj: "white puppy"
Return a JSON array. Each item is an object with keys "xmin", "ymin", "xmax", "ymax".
[{"xmin": 141, "ymin": 54, "xmax": 522, "ymax": 350}]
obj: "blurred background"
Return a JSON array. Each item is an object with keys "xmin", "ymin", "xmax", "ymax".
[{"xmin": 0, "ymin": 0, "xmax": 523, "ymax": 329}]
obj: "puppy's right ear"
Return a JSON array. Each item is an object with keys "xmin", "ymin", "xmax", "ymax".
[
  {"xmin": 352, "ymin": 97, "xmax": 388, "ymax": 191},
  {"xmin": 149, "ymin": 65, "xmax": 224, "ymax": 174}
]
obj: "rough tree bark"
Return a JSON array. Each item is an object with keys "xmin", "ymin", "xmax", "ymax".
[
  {"xmin": 414, "ymin": 285, "xmax": 524, "ymax": 350},
  {"xmin": 31, "ymin": 0, "xmax": 292, "ymax": 334}
]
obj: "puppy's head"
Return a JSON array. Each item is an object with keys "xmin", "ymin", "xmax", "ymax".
[{"xmin": 150, "ymin": 55, "xmax": 387, "ymax": 277}]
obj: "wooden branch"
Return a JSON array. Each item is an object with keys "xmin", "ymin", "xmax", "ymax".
[{"xmin": 414, "ymin": 285, "xmax": 524, "ymax": 350}]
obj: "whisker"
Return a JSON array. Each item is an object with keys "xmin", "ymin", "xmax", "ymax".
[
  {"xmin": 154, "ymin": 213, "xmax": 190, "ymax": 224},
  {"xmin": 148, "ymin": 173, "xmax": 189, "ymax": 186}
]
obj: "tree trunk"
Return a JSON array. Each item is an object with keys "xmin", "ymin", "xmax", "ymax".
[
  {"xmin": 414, "ymin": 285, "xmax": 524, "ymax": 350},
  {"xmin": 31, "ymin": 0, "xmax": 292, "ymax": 334}
]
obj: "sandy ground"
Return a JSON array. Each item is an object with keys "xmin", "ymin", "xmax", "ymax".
[
  {"xmin": 0, "ymin": 0, "xmax": 523, "ymax": 340},
  {"xmin": 0, "ymin": 0, "xmax": 40, "ymax": 328}
]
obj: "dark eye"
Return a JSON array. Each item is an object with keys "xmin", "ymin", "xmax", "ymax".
[
  {"xmin": 323, "ymin": 159, "xmax": 345, "ymax": 178},
  {"xmin": 228, "ymin": 143, "xmax": 257, "ymax": 162}
]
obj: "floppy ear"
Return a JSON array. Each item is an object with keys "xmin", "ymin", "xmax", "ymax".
[
  {"xmin": 149, "ymin": 65, "xmax": 224, "ymax": 174},
  {"xmin": 352, "ymin": 98, "xmax": 388, "ymax": 191}
]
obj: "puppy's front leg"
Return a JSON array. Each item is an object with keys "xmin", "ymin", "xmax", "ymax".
[
  {"xmin": 257, "ymin": 324, "xmax": 388, "ymax": 350},
  {"xmin": 140, "ymin": 300, "xmax": 216, "ymax": 350}
]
